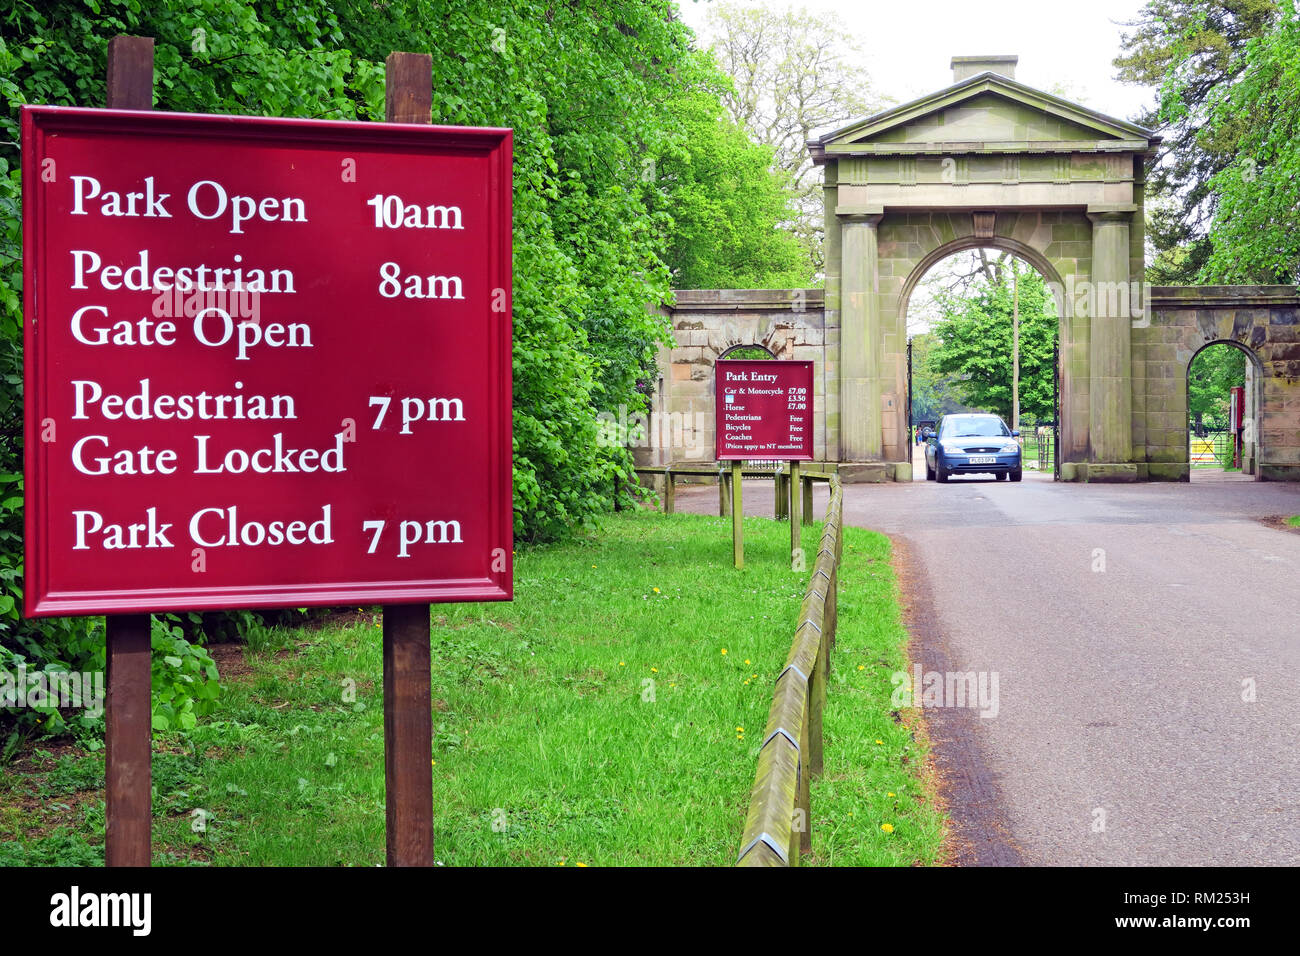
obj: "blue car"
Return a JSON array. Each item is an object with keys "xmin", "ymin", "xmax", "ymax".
[{"xmin": 923, "ymin": 413, "xmax": 1022, "ymax": 482}]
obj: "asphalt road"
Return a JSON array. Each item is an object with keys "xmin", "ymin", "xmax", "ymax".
[{"xmin": 675, "ymin": 461, "xmax": 1300, "ymax": 865}]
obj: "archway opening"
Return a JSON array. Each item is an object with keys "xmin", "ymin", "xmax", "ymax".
[
  {"xmin": 1186, "ymin": 340, "xmax": 1262, "ymax": 482},
  {"xmin": 718, "ymin": 343, "xmax": 776, "ymax": 360},
  {"xmin": 904, "ymin": 246, "xmax": 1061, "ymax": 482}
]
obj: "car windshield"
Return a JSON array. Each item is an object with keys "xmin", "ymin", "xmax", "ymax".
[{"xmin": 943, "ymin": 417, "xmax": 1009, "ymax": 438}]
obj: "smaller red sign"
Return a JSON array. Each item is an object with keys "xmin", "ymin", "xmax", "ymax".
[{"xmin": 715, "ymin": 360, "xmax": 813, "ymax": 461}]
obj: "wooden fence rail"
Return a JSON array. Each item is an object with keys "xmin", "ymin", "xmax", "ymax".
[
  {"xmin": 631, "ymin": 464, "xmax": 837, "ymax": 522},
  {"xmin": 735, "ymin": 474, "xmax": 843, "ymax": 866}
]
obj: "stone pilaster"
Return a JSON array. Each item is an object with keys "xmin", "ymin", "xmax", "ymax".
[
  {"xmin": 839, "ymin": 212, "xmax": 884, "ymax": 460},
  {"xmin": 1086, "ymin": 208, "xmax": 1134, "ymax": 475}
]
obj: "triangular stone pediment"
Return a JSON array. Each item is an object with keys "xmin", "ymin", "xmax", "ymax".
[{"xmin": 815, "ymin": 73, "xmax": 1157, "ymax": 156}]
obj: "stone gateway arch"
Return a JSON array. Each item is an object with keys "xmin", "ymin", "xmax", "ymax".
[{"xmin": 647, "ymin": 56, "xmax": 1300, "ymax": 482}]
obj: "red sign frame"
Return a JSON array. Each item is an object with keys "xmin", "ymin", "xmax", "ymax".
[
  {"xmin": 714, "ymin": 359, "xmax": 814, "ymax": 461},
  {"xmin": 22, "ymin": 106, "xmax": 513, "ymax": 616}
]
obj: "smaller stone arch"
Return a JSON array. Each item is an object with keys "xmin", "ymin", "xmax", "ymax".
[
  {"xmin": 1185, "ymin": 338, "xmax": 1265, "ymax": 478},
  {"xmin": 1141, "ymin": 288, "xmax": 1300, "ymax": 482},
  {"xmin": 718, "ymin": 343, "xmax": 777, "ymax": 360}
]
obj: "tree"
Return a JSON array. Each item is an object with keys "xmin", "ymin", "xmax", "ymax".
[
  {"xmin": 1192, "ymin": 0, "xmax": 1300, "ymax": 283},
  {"xmin": 1114, "ymin": 0, "xmax": 1280, "ymax": 283},
  {"xmin": 908, "ymin": 333, "xmax": 973, "ymax": 423},
  {"xmin": 656, "ymin": 75, "xmax": 811, "ymax": 289},
  {"xmin": 701, "ymin": 1, "xmax": 886, "ymax": 276},
  {"xmin": 926, "ymin": 261, "xmax": 1057, "ymax": 423}
]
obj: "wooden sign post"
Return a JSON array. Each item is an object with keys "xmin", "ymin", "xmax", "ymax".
[
  {"xmin": 731, "ymin": 459, "xmax": 744, "ymax": 569},
  {"xmin": 103, "ymin": 34, "xmax": 155, "ymax": 871},
  {"xmin": 382, "ymin": 51, "xmax": 434, "ymax": 869},
  {"xmin": 23, "ymin": 38, "xmax": 513, "ymax": 867}
]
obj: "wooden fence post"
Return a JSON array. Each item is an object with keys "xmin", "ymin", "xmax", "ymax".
[
  {"xmin": 731, "ymin": 461, "xmax": 744, "ymax": 568},
  {"xmin": 789, "ymin": 461, "xmax": 801, "ymax": 568},
  {"xmin": 382, "ymin": 51, "xmax": 435, "ymax": 868}
]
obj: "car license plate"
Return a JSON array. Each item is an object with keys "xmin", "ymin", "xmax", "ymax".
[{"xmin": 968, "ymin": 455, "xmax": 996, "ymax": 464}]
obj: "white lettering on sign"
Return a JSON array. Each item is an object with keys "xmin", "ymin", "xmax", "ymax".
[
  {"xmin": 186, "ymin": 180, "xmax": 307, "ymax": 234},
  {"xmin": 366, "ymin": 193, "xmax": 464, "ymax": 230},
  {"xmin": 189, "ymin": 505, "xmax": 333, "ymax": 548},
  {"xmin": 71, "ymin": 175, "xmax": 171, "ymax": 218},
  {"xmin": 71, "ymin": 175, "xmax": 309, "ymax": 235},
  {"xmin": 70, "ymin": 249, "xmax": 296, "ymax": 294}
]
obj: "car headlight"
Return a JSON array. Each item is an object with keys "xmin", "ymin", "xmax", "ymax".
[
  {"xmin": 940, "ymin": 442, "xmax": 965, "ymax": 454},
  {"xmin": 1000, "ymin": 441, "xmax": 1020, "ymax": 453}
]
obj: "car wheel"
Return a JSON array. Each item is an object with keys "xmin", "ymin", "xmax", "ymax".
[
  {"xmin": 926, "ymin": 459, "xmax": 935, "ymax": 480},
  {"xmin": 936, "ymin": 463, "xmax": 949, "ymax": 483},
  {"xmin": 1010, "ymin": 469, "xmax": 1022, "ymax": 482},
  {"xmin": 996, "ymin": 472, "xmax": 1007, "ymax": 481}
]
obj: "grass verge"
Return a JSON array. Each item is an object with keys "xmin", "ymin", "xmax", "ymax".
[{"xmin": 0, "ymin": 511, "xmax": 943, "ymax": 866}]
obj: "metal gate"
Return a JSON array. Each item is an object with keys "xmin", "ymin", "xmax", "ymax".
[
  {"xmin": 906, "ymin": 337, "xmax": 913, "ymax": 444},
  {"xmin": 1052, "ymin": 343, "xmax": 1061, "ymax": 480}
]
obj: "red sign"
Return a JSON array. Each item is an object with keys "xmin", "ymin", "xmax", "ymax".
[
  {"xmin": 715, "ymin": 360, "xmax": 813, "ymax": 461},
  {"xmin": 22, "ymin": 106, "xmax": 513, "ymax": 616}
]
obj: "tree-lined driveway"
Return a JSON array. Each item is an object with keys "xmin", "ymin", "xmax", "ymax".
[{"xmin": 676, "ymin": 472, "xmax": 1300, "ymax": 865}]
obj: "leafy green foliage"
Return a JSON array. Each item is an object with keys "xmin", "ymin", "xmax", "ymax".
[
  {"xmin": 926, "ymin": 263, "xmax": 1057, "ymax": 424},
  {"xmin": 149, "ymin": 615, "xmax": 221, "ymax": 732},
  {"xmin": 1195, "ymin": 0, "xmax": 1300, "ymax": 282},
  {"xmin": 657, "ymin": 82, "xmax": 810, "ymax": 289},
  {"xmin": 908, "ymin": 333, "xmax": 973, "ymax": 424},
  {"xmin": 1115, "ymin": 0, "xmax": 1281, "ymax": 283}
]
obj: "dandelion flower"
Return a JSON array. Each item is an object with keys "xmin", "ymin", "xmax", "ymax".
[
  {"xmin": 857, "ymin": 665, "xmax": 865, "ymax": 671},
  {"xmin": 652, "ymin": 587, "xmax": 660, "ymax": 594},
  {"xmin": 721, "ymin": 648, "xmax": 727, "ymax": 655},
  {"xmin": 875, "ymin": 739, "xmax": 884, "ymax": 745},
  {"xmin": 881, "ymin": 823, "xmax": 895, "ymax": 834},
  {"xmin": 619, "ymin": 661, "xmax": 625, "ymax": 667},
  {"xmin": 650, "ymin": 667, "xmax": 658, "ymax": 673},
  {"xmin": 887, "ymin": 792, "xmax": 895, "ymax": 797}
]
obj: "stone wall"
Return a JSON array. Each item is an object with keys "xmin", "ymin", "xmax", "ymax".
[{"xmin": 1138, "ymin": 286, "xmax": 1300, "ymax": 481}]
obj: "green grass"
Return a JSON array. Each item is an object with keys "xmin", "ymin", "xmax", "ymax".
[
  {"xmin": 1287, "ymin": 515, "xmax": 1300, "ymax": 528},
  {"xmin": 0, "ymin": 511, "xmax": 942, "ymax": 867}
]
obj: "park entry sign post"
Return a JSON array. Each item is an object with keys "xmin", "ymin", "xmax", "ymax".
[
  {"xmin": 20, "ymin": 38, "xmax": 513, "ymax": 866},
  {"xmin": 714, "ymin": 359, "xmax": 813, "ymax": 569}
]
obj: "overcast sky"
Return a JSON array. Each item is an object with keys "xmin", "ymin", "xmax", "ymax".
[{"xmin": 677, "ymin": 0, "xmax": 1157, "ymax": 125}]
